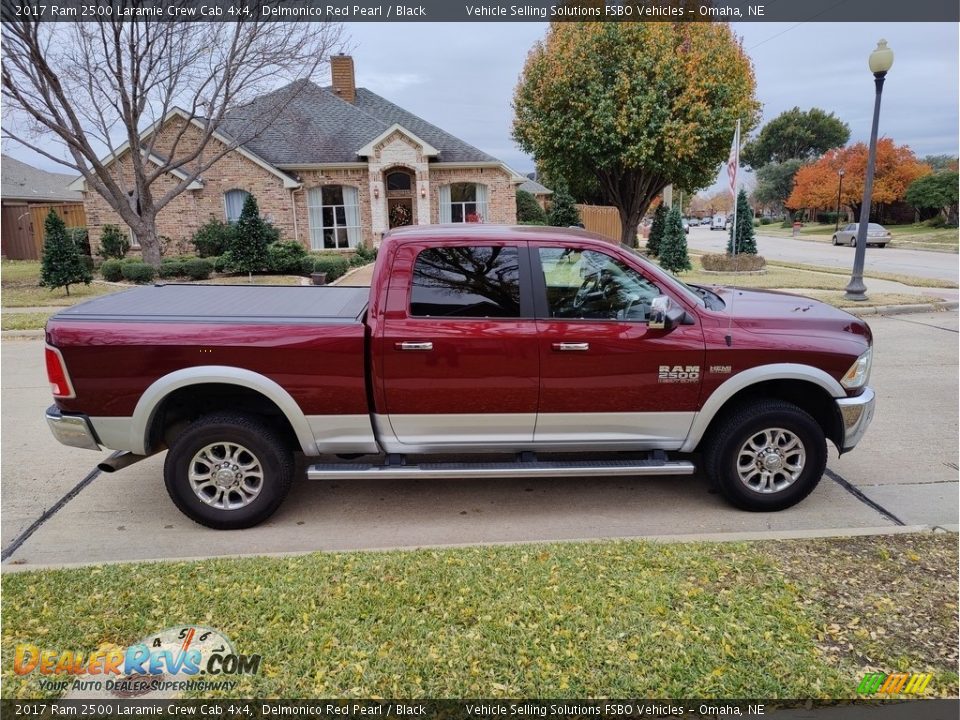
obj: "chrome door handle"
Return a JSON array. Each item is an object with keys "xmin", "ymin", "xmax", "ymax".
[
  {"xmin": 552, "ymin": 342, "xmax": 589, "ymax": 352},
  {"xmin": 396, "ymin": 341, "xmax": 433, "ymax": 351}
]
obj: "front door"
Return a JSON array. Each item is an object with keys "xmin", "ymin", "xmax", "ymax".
[
  {"xmin": 377, "ymin": 240, "xmax": 539, "ymax": 450},
  {"xmin": 531, "ymin": 244, "xmax": 705, "ymax": 449}
]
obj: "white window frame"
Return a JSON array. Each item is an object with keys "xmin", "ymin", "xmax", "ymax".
[
  {"xmin": 307, "ymin": 185, "xmax": 361, "ymax": 250},
  {"xmin": 445, "ymin": 183, "xmax": 488, "ymax": 223}
]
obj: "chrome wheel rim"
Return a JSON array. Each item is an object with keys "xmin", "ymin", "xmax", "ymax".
[
  {"xmin": 188, "ymin": 442, "xmax": 264, "ymax": 510},
  {"xmin": 736, "ymin": 427, "xmax": 805, "ymax": 494}
]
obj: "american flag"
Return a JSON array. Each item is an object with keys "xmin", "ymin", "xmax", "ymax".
[{"xmin": 727, "ymin": 120, "xmax": 740, "ymax": 198}]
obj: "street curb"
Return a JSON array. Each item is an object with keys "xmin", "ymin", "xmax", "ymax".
[
  {"xmin": 847, "ymin": 300, "xmax": 959, "ymax": 316},
  {"xmin": 2, "ymin": 524, "xmax": 955, "ymax": 573}
]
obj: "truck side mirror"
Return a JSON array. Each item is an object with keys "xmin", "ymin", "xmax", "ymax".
[{"xmin": 648, "ymin": 295, "xmax": 686, "ymax": 331}]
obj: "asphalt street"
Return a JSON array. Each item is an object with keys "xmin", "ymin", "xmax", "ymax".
[
  {"xmin": 1, "ymin": 309, "xmax": 957, "ymax": 568},
  {"xmin": 685, "ymin": 225, "xmax": 960, "ymax": 283}
]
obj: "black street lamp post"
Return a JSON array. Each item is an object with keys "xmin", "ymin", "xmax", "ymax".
[
  {"xmin": 835, "ymin": 169, "xmax": 845, "ymax": 232},
  {"xmin": 845, "ymin": 39, "xmax": 894, "ymax": 301}
]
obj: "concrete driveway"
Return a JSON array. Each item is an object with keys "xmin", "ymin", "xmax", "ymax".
[
  {"xmin": 2, "ymin": 310, "xmax": 957, "ymax": 568},
  {"xmin": 685, "ymin": 225, "xmax": 959, "ymax": 283}
]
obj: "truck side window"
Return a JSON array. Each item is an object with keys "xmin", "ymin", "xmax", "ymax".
[
  {"xmin": 411, "ymin": 246, "xmax": 521, "ymax": 318},
  {"xmin": 538, "ymin": 247, "xmax": 660, "ymax": 321}
]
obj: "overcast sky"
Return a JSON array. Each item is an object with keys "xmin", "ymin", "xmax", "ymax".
[{"xmin": 4, "ymin": 21, "xmax": 958, "ymax": 191}]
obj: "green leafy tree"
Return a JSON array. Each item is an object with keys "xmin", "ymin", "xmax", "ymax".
[
  {"xmin": 905, "ymin": 171, "xmax": 959, "ymax": 225},
  {"xmin": 727, "ymin": 189, "xmax": 758, "ymax": 255},
  {"xmin": 741, "ymin": 107, "xmax": 850, "ymax": 168},
  {"xmin": 547, "ymin": 185, "xmax": 582, "ymax": 227},
  {"xmin": 752, "ymin": 159, "xmax": 804, "ymax": 217},
  {"xmin": 229, "ymin": 194, "xmax": 272, "ymax": 276},
  {"xmin": 40, "ymin": 210, "xmax": 92, "ymax": 296},
  {"xmin": 658, "ymin": 208, "xmax": 691, "ymax": 273},
  {"xmin": 646, "ymin": 203, "xmax": 667, "ymax": 257},
  {"xmin": 513, "ymin": 22, "xmax": 759, "ymax": 246},
  {"xmin": 516, "ymin": 189, "xmax": 547, "ymax": 224}
]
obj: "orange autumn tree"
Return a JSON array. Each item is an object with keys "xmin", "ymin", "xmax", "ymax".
[{"xmin": 787, "ymin": 139, "xmax": 931, "ymax": 219}]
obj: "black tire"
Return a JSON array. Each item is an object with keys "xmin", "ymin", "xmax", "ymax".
[
  {"xmin": 832, "ymin": 235, "xmax": 839, "ymax": 245},
  {"xmin": 703, "ymin": 399, "xmax": 827, "ymax": 512},
  {"xmin": 164, "ymin": 413, "xmax": 294, "ymax": 529}
]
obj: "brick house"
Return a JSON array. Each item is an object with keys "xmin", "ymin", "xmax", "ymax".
[{"xmin": 74, "ymin": 55, "xmax": 524, "ymax": 253}]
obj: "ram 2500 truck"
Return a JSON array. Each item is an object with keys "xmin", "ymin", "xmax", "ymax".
[{"xmin": 45, "ymin": 225, "xmax": 875, "ymax": 529}]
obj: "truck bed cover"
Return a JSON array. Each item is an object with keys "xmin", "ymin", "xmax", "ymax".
[{"xmin": 52, "ymin": 284, "xmax": 369, "ymax": 324}]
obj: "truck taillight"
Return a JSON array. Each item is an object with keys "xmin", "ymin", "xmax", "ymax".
[{"xmin": 45, "ymin": 345, "xmax": 75, "ymax": 398}]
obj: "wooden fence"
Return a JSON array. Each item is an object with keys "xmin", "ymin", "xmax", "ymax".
[
  {"xmin": 0, "ymin": 202, "xmax": 87, "ymax": 260},
  {"xmin": 575, "ymin": 204, "xmax": 620, "ymax": 243}
]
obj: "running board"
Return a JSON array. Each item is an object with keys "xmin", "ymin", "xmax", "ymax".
[{"xmin": 306, "ymin": 458, "xmax": 696, "ymax": 481}]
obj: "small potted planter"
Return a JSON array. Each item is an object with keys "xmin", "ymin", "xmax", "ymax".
[{"xmin": 310, "ymin": 272, "xmax": 328, "ymax": 286}]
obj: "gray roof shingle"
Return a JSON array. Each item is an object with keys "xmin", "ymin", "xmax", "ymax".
[
  {"xmin": 1, "ymin": 155, "xmax": 83, "ymax": 202},
  {"xmin": 220, "ymin": 80, "xmax": 499, "ymax": 166},
  {"xmin": 519, "ymin": 178, "xmax": 552, "ymax": 195}
]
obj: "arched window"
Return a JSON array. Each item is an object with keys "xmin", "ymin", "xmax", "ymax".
[
  {"xmin": 439, "ymin": 183, "xmax": 488, "ymax": 223},
  {"xmin": 307, "ymin": 185, "xmax": 361, "ymax": 250},
  {"xmin": 386, "ymin": 171, "xmax": 412, "ymax": 191},
  {"xmin": 224, "ymin": 189, "xmax": 250, "ymax": 223}
]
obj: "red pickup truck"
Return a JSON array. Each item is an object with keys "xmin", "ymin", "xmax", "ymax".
[{"xmin": 45, "ymin": 225, "xmax": 875, "ymax": 529}]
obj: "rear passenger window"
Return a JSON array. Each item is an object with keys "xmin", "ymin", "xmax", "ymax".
[{"xmin": 411, "ymin": 246, "xmax": 521, "ymax": 318}]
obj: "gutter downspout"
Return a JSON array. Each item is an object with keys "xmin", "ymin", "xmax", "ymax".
[{"xmin": 290, "ymin": 187, "xmax": 303, "ymax": 244}]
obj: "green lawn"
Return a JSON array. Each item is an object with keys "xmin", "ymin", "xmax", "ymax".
[{"xmin": 2, "ymin": 534, "xmax": 956, "ymax": 699}]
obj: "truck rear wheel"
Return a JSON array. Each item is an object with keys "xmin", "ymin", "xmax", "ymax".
[
  {"xmin": 704, "ymin": 400, "xmax": 826, "ymax": 511},
  {"xmin": 164, "ymin": 413, "xmax": 294, "ymax": 529}
]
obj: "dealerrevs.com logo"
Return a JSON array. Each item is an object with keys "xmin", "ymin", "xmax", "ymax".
[
  {"xmin": 13, "ymin": 626, "xmax": 261, "ymax": 697},
  {"xmin": 858, "ymin": 672, "xmax": 933, "ymax": 695}
]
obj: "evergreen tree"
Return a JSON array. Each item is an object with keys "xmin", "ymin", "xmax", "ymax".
[
  {"xmin": 646, "ymin": 204, "xmax": 667, "ymax": 257},
  {"xmin": 547, "ymin": 185, "xmax": 582, "ymax": 227},
  {"xmin": 230, "ymin": 194, "xmax": 271, "ymax": 276},
  {"xmin": 516, "ymin": 189, "xmax": 547, "ymax": 224},
  {"xmin": 39, "ymin": 210, "xmax": 92, "ymax": 296},
  {"xmin": 658, "ymin": 208, "xmax": 692, "ymax": 273},
  {"xmin": 727, "ymin": 188, "xmax": 758, "ymax": 255}
]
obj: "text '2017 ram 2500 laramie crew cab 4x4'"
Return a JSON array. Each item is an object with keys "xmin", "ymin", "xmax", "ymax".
[{"xmin": 45, "ymin": 225, "xmax": 875, "ymax": 529}]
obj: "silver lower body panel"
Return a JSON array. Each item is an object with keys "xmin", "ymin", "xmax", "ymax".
[{"xmin": 306, "ymin": 457, "xmax": 695, "ymax": 481}]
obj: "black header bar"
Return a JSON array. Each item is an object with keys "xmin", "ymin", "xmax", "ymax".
[{"xmin": 2, "ymin": 0, "xmax": 958, "ymax": 23}]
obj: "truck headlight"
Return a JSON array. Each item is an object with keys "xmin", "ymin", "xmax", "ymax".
[{"xmin": 841, "ymin": 347, "xmax": 872, "ymax": 389}]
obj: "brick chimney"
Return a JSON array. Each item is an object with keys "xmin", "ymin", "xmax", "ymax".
[{"xmin": 330, "ymin": 54, "xmax": 356, "ymax": 104}]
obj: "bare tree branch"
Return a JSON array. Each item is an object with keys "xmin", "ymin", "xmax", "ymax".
[{"xmin": 2, "ymin": 16, "xmax": 347, "ymax": 265}]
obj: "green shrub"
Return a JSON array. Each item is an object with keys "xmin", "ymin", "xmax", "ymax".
[
  {"xmin": 40, "ymin": 210, "xmax": 93, "ymax": 295},
  {"xmin": 69, "ymin": 227, "xmax": 92, "ymax": 256},
  {"xmin": 267, "ymin": 241, "xmax": 309, "ymax": 274},
  {"xmin": 647, "ymin": 204, "xmax": 667, "ymax": 257},
  {"xmin": 98, "ymin": 225, "xmax": 130, "ymax": 259},
  {"xmin": 183, "ymin": 258, "xmax": 213, "ymax": 280},
  {"xmin": 517, "ymin": 189, "xmax": 547, "ymax": 224},
  {"xmin": 759, "ymin": 217, "xmax": 773, "ymax": 225},
  {"xmin": 120, "ymin": 256, "xmax": 143, "ymax": 265},
  {"xmin": 192, "ymin": 219, "xmax": 235, "ymax": 257},
  {"xmin": 100, "ymin": 259, "xmax": 124, "ymax": 282},
  {"xmin": 311, "ymin": 254, "xmax": 350, "ymax": 281},
  {"xmin": 299, "ymin": 256, "xmax": 317, "ymax": 275},
  {"xmin": 229, "ymin": 195, "xmax": 276, "ymax": 273},
  {"xmin": 158, "ymin": 260, "xmax": 185, "ymax": 278},
  {"xmin": 214, "ymin": 253, "xmax": 235, "ymax": 274},
  {"xmin": 701, "ymin": 253, "xmax": 767, "ymax": 272},
  {"xmin": 658, "ymin": 208, "xmax": 691, "ymax": 273},
  {"xmin": 120, "ymin": 262, "xmax": 156, "ymax": 283}
]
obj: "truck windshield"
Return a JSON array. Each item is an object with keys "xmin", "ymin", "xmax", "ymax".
[{"xmin": 620, "ymin": 245, "xmax": 704, "ymax": 307}]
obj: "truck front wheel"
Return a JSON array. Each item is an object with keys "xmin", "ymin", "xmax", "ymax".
[
  {"xmin": 164, "ymin": 413, "xmax": 294, "ymax": 529},
  {"xmin": 704, "ymin": 400, "xmax": 827, "ymax": 511}
]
